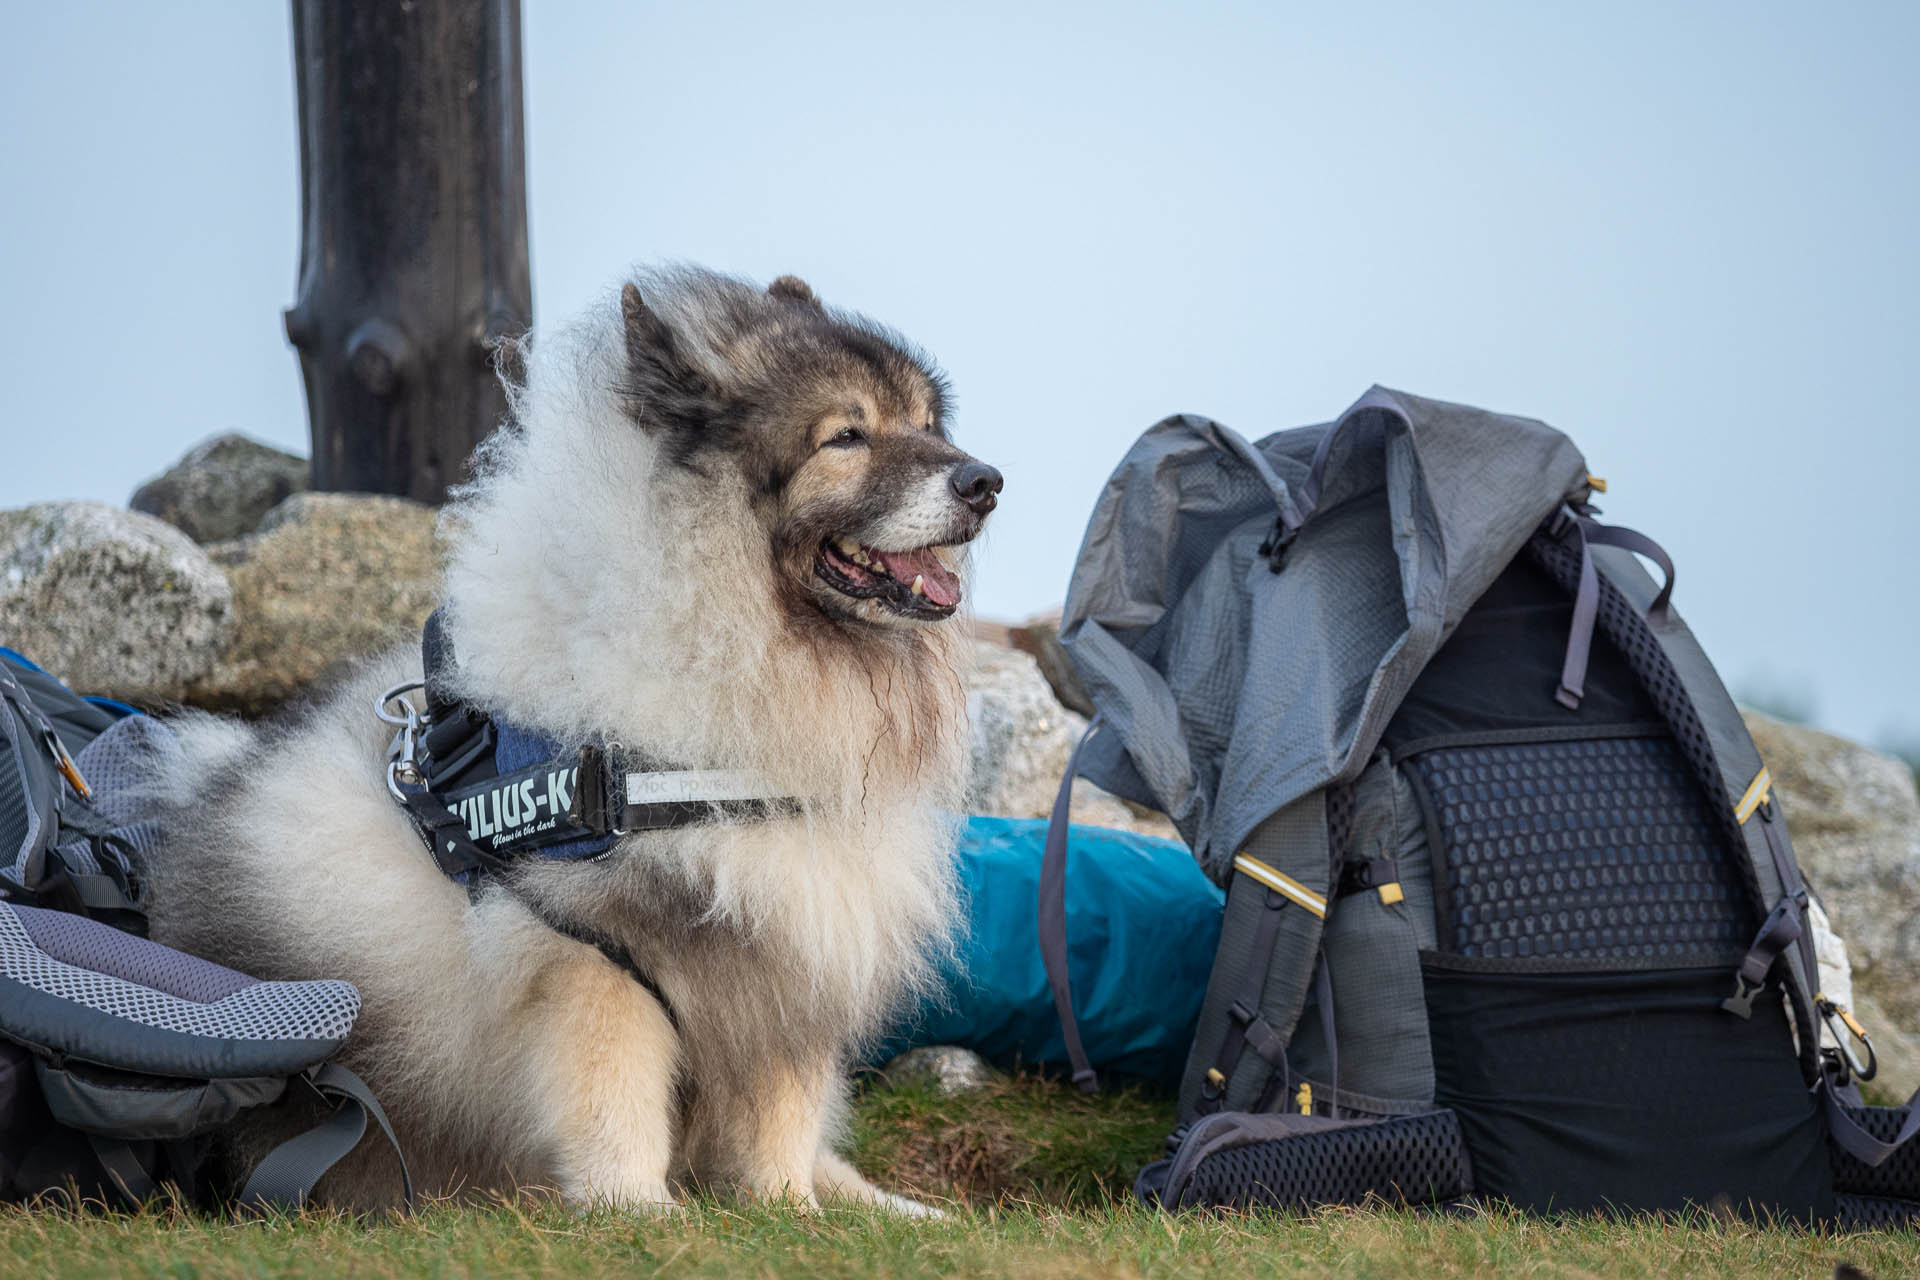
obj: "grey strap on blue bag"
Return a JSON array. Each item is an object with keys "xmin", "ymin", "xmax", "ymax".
[
  {"xmin": 239, "ymin": 1062, "xmax": 414, "ymax": 1213},
  {"xmin": 1039, "ymin": 714, "xmax": 1105, "ymax": 1094}
]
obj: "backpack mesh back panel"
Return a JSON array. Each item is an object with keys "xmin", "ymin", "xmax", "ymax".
[
  {"xmin": 1413, "ymin": 737, "xmax": 1751, "ymax": 967},
  {"xmin": 1396, "ymin": 553, "xmax": 1831, "ymax": 1219}
]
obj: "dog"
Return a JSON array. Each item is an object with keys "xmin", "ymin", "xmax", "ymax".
[{"xmin": 146, "ymin": 266, "xmax": 1001, "ymax": 1212}]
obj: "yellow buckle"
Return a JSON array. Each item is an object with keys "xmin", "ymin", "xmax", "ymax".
[{"xmin": 1205, "ymin": 1067, "xmax": 1226, "ymax": 1090}]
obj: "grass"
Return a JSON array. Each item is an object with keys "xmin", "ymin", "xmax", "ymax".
[
  {"xmin": 0, "ymin": 1070, "xmax": 1915, "ymax": 1279},
  {"xmin": 843, "ymin": 1068, "xmax": 1175, "ymax": 1206}
]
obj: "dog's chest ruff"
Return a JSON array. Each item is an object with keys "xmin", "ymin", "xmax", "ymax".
[{"xmin": 378, "ymin": 612, "xmax": 809, "ymax": 1024}]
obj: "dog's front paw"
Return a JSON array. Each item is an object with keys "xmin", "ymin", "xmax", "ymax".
[{"xmin": 871, "ymin": 1188, "xmax": 946, "ymax": 1219}]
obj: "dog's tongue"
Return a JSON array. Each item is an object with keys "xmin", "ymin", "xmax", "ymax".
[{"xmin": 874, "ymin": 547, "xmax": 961, "ymax": 607}]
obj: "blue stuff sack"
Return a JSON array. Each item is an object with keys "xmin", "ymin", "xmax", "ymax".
[{"xmin": 875, "ymin": 815, "xmax": 1222, "ymax": 1085}]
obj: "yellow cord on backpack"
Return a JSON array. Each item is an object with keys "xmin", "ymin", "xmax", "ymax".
[
  {"xmin": 1296, "ymin": 1082, "xmax": 1313, "ymax": 1115},
  {"xmin": 49, "ymin": 736, "xmax": 90, "ymax": 798}
]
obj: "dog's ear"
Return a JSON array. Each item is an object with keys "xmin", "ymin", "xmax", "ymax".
[
  {"xmin": 620, "ymin": 282, "xmax": 719, "ymax": 432},
  {"xmin": 767, "ymin": 275, "xmax": 823, "ymax": 310},
  {"xmin": 622, "ymin": 282, "xmax": 679, "ymax": 374}
]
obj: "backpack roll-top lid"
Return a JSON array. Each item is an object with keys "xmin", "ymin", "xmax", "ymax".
[
  {"xmin": 1059, "ymin": 386, "xmax": 1590, "ymax": 878},
  {"xmin": 0, "ymin": 902, "xmax": 359, "ymax": 1081}
]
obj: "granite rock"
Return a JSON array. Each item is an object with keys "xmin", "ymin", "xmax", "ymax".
[
  {"xmin": 882, "ymin": 1045, "xmax": 996, "ymax": 1095},
  {"xmin": 0, "ymin": 501, "xmax": 232, "ymax": 702},
  {"xmin": 130, "ymin": 433, "xmax": 310, "ymax": 544},
  {"xmin": 966, "ymin": 641, "xmax": 1179, "ymax": 840},
  {"xmin": 184, "ymin": 492, "xmax": 444, "ymax": 714}
]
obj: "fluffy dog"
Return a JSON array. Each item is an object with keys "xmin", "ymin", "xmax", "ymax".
[{"xmin": 147, "ymin": 266, "xmax": 1001, "ymax": 1211}]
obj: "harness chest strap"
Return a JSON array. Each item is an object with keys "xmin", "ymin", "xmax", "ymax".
[
  {"xmin": 393, "ymin": 710, "xmax": 797, "ymax": 881},
  {"xmin": 382, "ymin": 668, "xmax": 799, "ymax": 1030}
]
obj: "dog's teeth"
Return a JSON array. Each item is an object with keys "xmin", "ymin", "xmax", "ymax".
[
  {"xmin": 835, "ymin": 536, "xmax": 861, "ymax": 556},
  {"xmin": 911, "ymin": 574, "xmax": 926, "ymax": 597}
]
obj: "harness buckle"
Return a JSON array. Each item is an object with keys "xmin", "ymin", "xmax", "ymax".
[{"xmin": 569, "ymin": 744, "xmax": 616, "ymax": 834}]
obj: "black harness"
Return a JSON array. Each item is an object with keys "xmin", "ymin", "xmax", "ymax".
[{"xmin": 386, "ymin": 611, "xmax": 798, "ymax": 1023}]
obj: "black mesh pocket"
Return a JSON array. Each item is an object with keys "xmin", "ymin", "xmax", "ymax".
[
  {"xmin": 1830, "ymin": 1105, "xmax": 1920, "ymax": 1201},
  {"xmin": 1175, "ymin": 1111, "xmax": 1473, "ymax": 1211},
  {"xmin": 1834, "ymin": 1193, "xmax": 1920, "ymax": 1229}
]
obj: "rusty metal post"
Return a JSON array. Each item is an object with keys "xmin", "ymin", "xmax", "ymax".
[{"xmin": 284, "ymin": 0, "xmax": 531, "ymax": 503}]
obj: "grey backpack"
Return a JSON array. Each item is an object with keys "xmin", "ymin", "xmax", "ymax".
[
  {"xmin": 1042, "ymin": 387, "xmax": 1920, "ymax": 1225},
  {"xmin": 0, "ymin": 653, "xmax": 409, "ymax": 1210}
]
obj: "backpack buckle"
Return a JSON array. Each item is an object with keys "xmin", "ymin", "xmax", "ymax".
[
  {"xmin": 1256, "ymin": 517, "xmax": 1297, "ymax": 573},
  {"xmin": 1721, "ymin": 972, "xmax": 1765, "ymax": 1019}
]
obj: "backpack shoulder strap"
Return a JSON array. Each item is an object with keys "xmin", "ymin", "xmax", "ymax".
[{"xmin": 1527, "ymin": 528, "xmax": 1826, "ymax": 1080}]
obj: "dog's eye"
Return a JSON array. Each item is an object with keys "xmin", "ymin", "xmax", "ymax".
[{"xmin": 825, "ymin": 427, "xmax": 867, "ymax": 447}]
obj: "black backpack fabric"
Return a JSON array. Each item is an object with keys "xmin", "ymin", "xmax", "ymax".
[
  {"xmin": 1040, "ymin": 390, "xmax": 1920, "ymax": 1224},
  {"xmin": 0, "ymin": 651, "xmax": 409, "ymax": 1211}
]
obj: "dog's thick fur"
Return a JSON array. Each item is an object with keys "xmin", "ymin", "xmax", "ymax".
[{"xmin": 145, "ymin": 267, "xmax": 997, "ymax": 1211}]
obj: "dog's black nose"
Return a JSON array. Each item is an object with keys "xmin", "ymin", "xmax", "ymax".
[{"xmin": 951, "ymin": 462, "xmax": 1003, "ymax": 515}]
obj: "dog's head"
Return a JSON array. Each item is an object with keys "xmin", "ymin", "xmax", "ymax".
[{"xmin": 617, "ymin": 269, "xmax": 1000, "ymax": 627}]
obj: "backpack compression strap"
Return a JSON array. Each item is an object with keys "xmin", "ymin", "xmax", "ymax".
[
  {"xmin": 238, "ymin": 1062, "xmax": 414, "ymax": 1213},
  {"xmin": 1548, "ymin": 509, "xmax": 1675, "ymax": 711},
  {"xmin": 81, "ymin": 1061, "xmax": 414, "ymax": 1213},
  {"xmin": 1039, "ymin": 715, "xmax": 1105, "ymax": 1093}
]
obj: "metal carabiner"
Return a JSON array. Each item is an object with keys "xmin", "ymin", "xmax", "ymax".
[
  {"xmin": 1817, "ymin": 993, "xmax": 1877, "ymax": 1084},
  {"xmin": 42, "ymin": 728, "xmax": 92, "ymax": 799},
  {"xmin": 376, "ymin": 680, "xmax": 428, "ymax": 800}
]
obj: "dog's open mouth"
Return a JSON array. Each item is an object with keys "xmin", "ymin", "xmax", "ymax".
[{"xmin": 817, "ymin": 537, "xmax": 962, "ymax": 619}]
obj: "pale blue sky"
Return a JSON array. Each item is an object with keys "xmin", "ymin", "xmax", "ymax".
[{"xmin": 2, "ymin": 3, "xmax": 1915, "ymax": 748}]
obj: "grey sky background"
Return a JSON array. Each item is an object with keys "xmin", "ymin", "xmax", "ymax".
[{"xmin": 2, "ymin": 2, "xmax": 1915, "ymax": 748}]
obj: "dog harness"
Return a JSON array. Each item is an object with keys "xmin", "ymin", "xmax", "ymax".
[{"xmin": 382, "ymin": 611, "xmax": 799, "ymax": 1019}]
